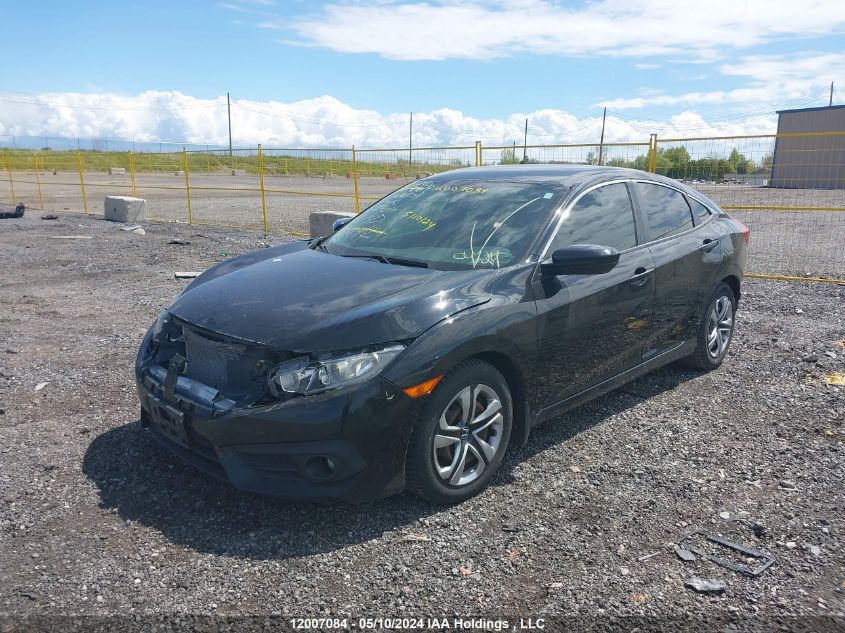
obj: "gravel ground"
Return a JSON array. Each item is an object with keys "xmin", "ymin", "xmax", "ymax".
[{"xmin": 0, "ymin": 211, "xmax": 843, "ymax": 630}]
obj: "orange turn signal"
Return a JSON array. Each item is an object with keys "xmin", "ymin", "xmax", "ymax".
[{"xmin": 402, "ymin": 375, "xmax": 443, "ymax": 399}]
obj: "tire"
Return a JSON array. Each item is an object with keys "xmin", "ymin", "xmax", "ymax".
[
  {"xmin": 682, "ymin": 282, "xmax": 737, "ymax": 370},
  {"xmin": 405, "ymin": 359, "xmax": 513, "ymax": 504}
]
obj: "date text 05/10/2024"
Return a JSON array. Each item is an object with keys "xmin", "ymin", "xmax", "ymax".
[{"xmin": 289, "ymin": 618, "xmax": 546, "ymax": 630}]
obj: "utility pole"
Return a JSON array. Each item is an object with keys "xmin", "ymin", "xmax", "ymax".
[
  {"xmin": 598, "ymin": 107, "xmax": 607, "ymax": 166},
  {"xmin": 830, "ymin": 82, "xmax": 834, "ymax": 107},
  {"xmin": 522, "ymin": 118, "xmax": 528, "ymax": 163},
  {"xmin": 409, "ymin": 112, "xmax": 413, "ymax": 165},
  {"xmin": 227, "ymin": 92, "xmax": 233, "ymax": 157}
]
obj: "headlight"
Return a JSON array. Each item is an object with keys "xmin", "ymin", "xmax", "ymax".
[
  {"xmin": 151, "ymin": 311, "xmax": 170, "ymax": 339},
  {"xmin": 268, "ymin": 344, "xmax": 405, "ymax": 397}
]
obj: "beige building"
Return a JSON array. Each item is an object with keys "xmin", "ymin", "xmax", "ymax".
[{"xmin": 771, "ymin": 104, "xmax": 845, "ymax": 189}]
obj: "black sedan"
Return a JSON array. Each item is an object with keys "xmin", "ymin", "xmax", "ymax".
[{"xmin": 135, "ymin": 165, "xmax": 749, "ymax": 504}]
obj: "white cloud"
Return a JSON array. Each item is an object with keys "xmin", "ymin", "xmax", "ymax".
[
  {"xmin": 0, "ymin": 89, "xmax": 782, "ymax": 150},
  {"xmin": 266, "ymin": 0, "xmax": 845, "ymax": 62},
  {"xmin": 635, "ymin": 64, "xmax": 660, "ymax": 70},
  {"xmin": 597, "ymin": 51, "xmax": 845, "ymax": 110}
]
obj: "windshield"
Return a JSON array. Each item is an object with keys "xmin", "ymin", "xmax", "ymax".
[{"xmin": 324, "ymin": 179, "xmax": 564, "ymax": 270}]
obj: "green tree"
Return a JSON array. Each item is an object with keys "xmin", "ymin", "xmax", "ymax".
[{"xmin": 500, "ymin": 148, "xmax": 519, "ymax": 165}]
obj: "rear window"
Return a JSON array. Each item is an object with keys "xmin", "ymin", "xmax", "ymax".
[
  {"xmin": 636, "ymin": 183, "xmax": 694, "ymax": 242},
  {"xmin": 687, "ymin": 197, "xmax": 713, "ymax": 226}
]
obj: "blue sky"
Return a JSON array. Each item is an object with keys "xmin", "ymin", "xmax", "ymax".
[{"xmin": 1, "ymin": 0, "xmax": 844, "ymax": 147}]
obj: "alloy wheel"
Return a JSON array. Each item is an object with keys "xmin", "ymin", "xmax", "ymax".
[
  {"xmin": 432, "ymin": 384, "xmax": 504, "ymax": 487},
  {"xmin": 706, "ymin": 295, "xmax": 734, "ymax": 358}
]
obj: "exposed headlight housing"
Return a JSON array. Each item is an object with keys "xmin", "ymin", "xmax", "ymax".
[
  {"xmin": 151, "ymin": 310, "xmax": 170, "ymax": 339},
  {"xmin": 268, "ymin": 344, "xmax": 405, "ymax": 397}
]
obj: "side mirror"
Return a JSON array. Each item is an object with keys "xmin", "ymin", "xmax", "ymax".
[
  {"xmin": 541, "ymin": 244, "xmax": 620, "ymax": 276},
  {"xmin": 332, "ymin": 217, "xmax": 353, "ymax": 233}
]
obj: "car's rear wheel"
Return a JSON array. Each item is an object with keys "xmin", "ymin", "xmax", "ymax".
[
  {"xmin": 405, "ymin": 360, "xmax": 512, "ymax": 504},
  {"xmin": 683, "ymin": 282, "xmax": 736, "ymax": 370}
]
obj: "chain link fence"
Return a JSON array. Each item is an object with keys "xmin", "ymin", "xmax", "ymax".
[{"xmin": 1, "ymin": 134, "xmax": 843, "ymax": 282}]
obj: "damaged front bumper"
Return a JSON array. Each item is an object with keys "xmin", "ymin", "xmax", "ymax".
[{"xmin": 134, "ymin": 327, "xmax": 417, "ymax": 502}]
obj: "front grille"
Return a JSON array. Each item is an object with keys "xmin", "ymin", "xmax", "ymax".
[{"xmin": 183, "ymin": 327, "xmax": 247, "ymax": 390}]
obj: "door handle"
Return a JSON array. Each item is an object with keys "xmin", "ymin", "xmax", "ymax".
[
  {"xmin": 629, "ymin": 267, "xmax": 653, "ymax": 286},
  {"xmin": 700, "ymin": 238, "xmax": 719, "ymax": 252}
]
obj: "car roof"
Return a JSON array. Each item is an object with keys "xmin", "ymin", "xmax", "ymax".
[{"xmin": 427, "ymin": 164, "xmax": 679, "ymax": 190}]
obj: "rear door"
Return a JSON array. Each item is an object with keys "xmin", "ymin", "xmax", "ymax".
[
  {"xmin": 534, "ymin": 181, "xmax": 655, "ymax": 408},
  {"xmin": 632, "ymin": 182, "xmax": 722, "ymax": 358}
]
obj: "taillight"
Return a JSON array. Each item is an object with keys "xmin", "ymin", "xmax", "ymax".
[{"xmin": 736, "ymin": 220, "xmax": 751, "ymax": 244}]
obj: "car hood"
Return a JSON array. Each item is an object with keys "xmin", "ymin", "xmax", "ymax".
[{"xmin": 168, "ymin": 241, "xmax": 495, "ymax": 352}]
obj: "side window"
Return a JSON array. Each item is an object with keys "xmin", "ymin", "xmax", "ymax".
[
  {"xmin": 687, "ymin": 197, "xmax": 713, "ymax": 226},
  {"xmin": 635, "ymin": 183, "xmax": 694, "ymax": 242},
  {"xmin": 549, "ymin": 183, "xmax": 637, "ymax": 253}
]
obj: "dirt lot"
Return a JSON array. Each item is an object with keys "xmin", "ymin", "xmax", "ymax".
[
  {"xmin": 2, "ymin": 170, "xmax": 844, "ymax": 279},
  {"xmin": 0, "ymin": 212, "xmax": 843, "ymax": 629}
]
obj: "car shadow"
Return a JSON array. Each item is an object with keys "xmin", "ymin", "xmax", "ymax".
[{"xmin": 82, "ymin": 364, "xmax": 700, "ymax": 561}]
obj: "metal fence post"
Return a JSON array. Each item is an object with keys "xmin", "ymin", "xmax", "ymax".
[
  {"xmin": 33, "ymin": 154, "xmax": 44, "ymax": 210},
  {"xmin": 258, "ymin": 144, "xmax": 268, "ymax": 232},
  {"xmin": 182, "ymin": 149, "xmax": 193, "ymax": 224},
  {"xmin": 475, "ymin": 141, "xmax": 482, "ymax": 166},
  {"xmin": 75, "ymin": 152, "xmax": 89, "ymax": 214},
  {"xmin": 4, "ymin": 157, "xmax": 16, "ymax": 204},
  {"xmin": 648, "ymin": 134, "xmax": 658, "ymax": 173},
  {"xmin": 128, "ymin": 151, "xmax": 137, "ymax": 197},
  {"xmin": 352, "ymin": 146, "xmax": 361, "ymax": 214}
]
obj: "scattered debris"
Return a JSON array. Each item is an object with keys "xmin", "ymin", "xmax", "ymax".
[
  {"xmin": 568, "ymin": 465, "xmax": 581, "ymax": 473},
  {"xmin": 458, "ymin": 565, "xmax": 472, "ymax": 577},
  {"xmin": 823, "ymin": 351, "xmax": 837, "ymax": 359},
  {"xmin": 630, "ymin": 592, "xmax": 647, "ymax": 604},
  {"xmin": 169, "ymin": 238, "xmax": 190, "ymax": 245},
  {"xmin": 41, "ymin": 214, "xmax": 58, "ymax": 220},
  {"xmin": 34, "ymin": 382, "xmax": 48, "ymax": 392},
  {"xmin": 794, "ymin": 307, "xmax": 804, "ymax": 315},
  {"xmin": 779, "ymin": 480, "xmax": 798, "ymax": 491},
  {"xmin": 802, "ymin": 353, "xmax": 819, "ymax": 363},
  {"xmin": 50, "ymin": 235, "xmax": 92, "ymax": 240},
  {"xmin": 676, "ymin": 530, "xmax": 776, "ymax": 576},
  {"xmin": 174, "ymin": 272, "xmax": 201, "ymax": 279},
  {"xmin": 719, "ymin": 511, "xmax": 731, "ymax": 520},
  {"xmin": 809, "ymin": 545, "xmax": 821, "ymax": 556},
  {"xmin": 501, "ymin": 521, "xmax": 520, "ymax": 533},
  {"xmin": 507, "ymin": 549, "xmax": 520, "ymax": 561},
  {"xmin": 822, "ymin": 373, "xmax": 845, "ymax": 386},
  {"xmin": 685, "ymin": 577, "xmax": 726, "ymax": 594},
  {"xmin": 547, "ymin": 582, "xmax": 564, "ymax": 590},
  {"xmin": 749, "ymin": 522, "xmax": 766, "ymax": 538},
  {"xmin": 399, "ymin": 533, "xmax": 431, "ymax": 543},
  {"xmin": 120, "ymin": 224, "xmax": 145, "ymax": 235},
  {"xmin": 674, "ymin": 545, "xmax": 697, "ymax": 562},
  {"xmin": 637, "ymin": 551, "xmax": 660, "ymax": 562}
]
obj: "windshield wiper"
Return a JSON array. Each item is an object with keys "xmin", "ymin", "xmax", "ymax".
[
  {"xmin": 340, "ymin": 253, "xmax": 428, "ymax": 268},
  {"xmin": 310, "ymin": 236, "xmax": 330, "ymax": 253}
]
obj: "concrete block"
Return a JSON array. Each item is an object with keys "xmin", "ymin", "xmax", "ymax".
[
  {"xmin": 231, "ymin": 169, "xmax": 246, "ymax": 176},
  {"xmin": 104, "ymin": 196, "xmax": 146, "ymax": 222},
  {"xmin": 109, "ymin": 167, "xmax": 126, "ymax": 175},
  {"xmin": 309, "ymin": 210, "xmax": 355, "ymax": 238}
]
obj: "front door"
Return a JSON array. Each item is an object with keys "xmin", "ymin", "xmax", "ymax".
[{"xmin": 534, "ymin": 182, "xmax": 655, "ymax": 408}]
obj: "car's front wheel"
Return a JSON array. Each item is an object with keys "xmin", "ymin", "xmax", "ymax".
[
  {"xmin": 683, "ymin": 282, "xmax": 736, "ymax": 370},
  {"xmin": 405, "ymin": 360, "xmax": 512, "ymax": 504}
]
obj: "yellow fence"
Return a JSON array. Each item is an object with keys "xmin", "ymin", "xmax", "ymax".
[{"xmin": 1, "ymin": 133, "xmax": 844, "ymax": 282}]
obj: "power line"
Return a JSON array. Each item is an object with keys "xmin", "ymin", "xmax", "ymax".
[
  {"xmin": 0, "ymin": 94, "xmax": 223, "ymax": 111},
  {"xmin": 233, "ymin": 102, "xmax": 394, "ymax": 128}
]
